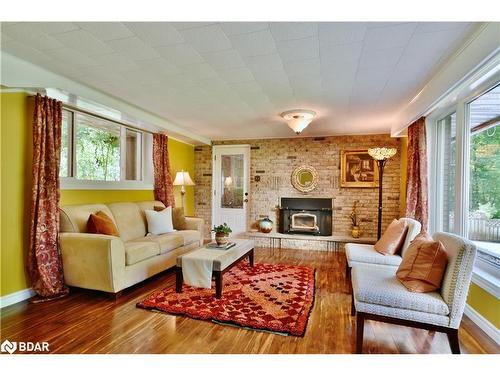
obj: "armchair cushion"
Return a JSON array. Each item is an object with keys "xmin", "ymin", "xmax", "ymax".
[
  {"xmin": 374, "ymin": 219, "xmax": 408, "ymax": 255},
  {"xmin": 346, "ymin": 243, "xmax": 402, "ymax": 267},
  {"xmin": 396, "ymin": 232, "xmax": 448, "ymax": 293},
  {"xmin": 352, "ymin": 265, "xmax": 449, "ymax": 316}
]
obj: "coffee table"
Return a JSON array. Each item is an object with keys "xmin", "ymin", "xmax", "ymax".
[{"xmin": 176, "ymin": 239, "xmax": 255, "ymax": 299}]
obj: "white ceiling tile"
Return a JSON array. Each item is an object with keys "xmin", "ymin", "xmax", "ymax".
[
  {"xmin": 179, "ymin": 24, "xmax": 231, "ymax": 53},
  {"xmin": 53, "ymin": 29, "xmax": 113, "ymax": 56},
  {"xmin": 229, "ymin": 30, "xmax": 277, "ymax": 57},
  {"xmin": 363, "ymin": 23, "xmax": 418, "ymax": 50},
  {"xmin": 283, "ymin": 58, "xmax": 321, "ymax": 77},
  {"xmin": 1, "ymin": 23, "xmax": 65, "ymax": 50},
  {"xmin": 202, "ymin": 49, "xmax": 246, "ymax": 71},
  {"xmin": 414, "ymin": 22, "xmax": 470, "ymax": 34},
  {"xmin": 320, "ymin": 41, "xmax": 363, "ymax": 62},
  {"xmin": 220, "ymin": 22, "xmax": 269, "ymax": 36},
  {"xmin": 1, "ymin": 21, "xmax": 480, "ymax": 140},
  {"xmin": 270, "ymin": 22, "xmax": 317, "ymax": 41},
  {"xmin": 124, "ymin": 22, "xmax": 184, "ymax": 46},
  {"xmin": 171, "ymin": 22, "xmax": 215, "ymax": 30},
  {"xmin": 134, "ymin": 57, "xmax": 181, "ymax": 75},
  {"xmin": 243, "ymin": 53, "xmax": 284, "ymax": 72},
  {"xmin": 75, "ymin": 22, "xmax": 134, "ymax": 41},
  {"xmin": 156, "ymin": 43, "xmax": 204, "ymax": 65},
  {"xmin": 92, "ymin": 53, "xmax": 140, "ymax": 71},
  {"xmin": 181, "ymin": 63, "xmax": 219, "ymax": 80},
  {"xmin": 43, "ymin": 47, "xmax": 99, "ymax": 67},
  {"xmin": 105, "ymin": 37, "xmax": 160, "ymax": 60},
  {"xmin": 318, "ymin": 23, "xmax": 367, "ymax": 44},
  {"xmin": 219, "ymin": 67, "xmax": 255, "ymax": 84},
  {"xmin": 277, "ymin": 37, "xmax": 319, "ymax": 62},
  {"xmin": 358, "ymin": 46, "xmax": 404, "ymax": 71},
  {"xmin": 30, "ymin": 22, "xmax": 80, "ymax": 34}
]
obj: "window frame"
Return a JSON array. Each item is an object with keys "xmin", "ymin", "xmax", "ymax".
[
  {"xmin": 60, "ymin": 106, "xmax": 153, "ymax": 190},
  {"xmin": 428, "ymin": 66, "xmax": 500, "ymax": 297}
]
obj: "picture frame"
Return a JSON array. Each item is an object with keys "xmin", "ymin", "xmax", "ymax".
[{"xmin": 340, "ymin": 149, "xmax": 379, "ymax": 188}]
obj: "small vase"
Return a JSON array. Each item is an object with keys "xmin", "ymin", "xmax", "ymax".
[
  {"xmin": 215, "ymin": 233, "xmax": 229, "ymax": 245},
  {"xmin": 351, "ymin": 226, "xmax": 361, "ymax": 238},
  {"xmin": 259, "ymin": 217, "xmax": 273, "ymax": 233}
]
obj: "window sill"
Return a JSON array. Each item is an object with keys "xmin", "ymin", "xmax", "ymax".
[
  {"xmin": 61, "ymin": 178, "xmax": 153, "ymax": 191},
  {"xmin": 472, "ymin": 241, "xmax": 500, "ymax": 299}
]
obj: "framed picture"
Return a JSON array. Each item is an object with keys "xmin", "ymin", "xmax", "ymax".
[{"xmin": 340, "ymin": 149, "xmax": 379, "ymax": 188}]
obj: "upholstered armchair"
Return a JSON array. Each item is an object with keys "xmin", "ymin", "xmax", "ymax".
[
  {"xmin": 345, "ymin": 218, "xmax": 421, "ymax": 275},
  {"xmin": 350, "ymin": 232, "xmax": 477, "ymax": 354}
]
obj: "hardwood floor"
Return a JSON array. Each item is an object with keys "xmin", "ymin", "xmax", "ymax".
[{"xmin": 1, "ymin": 248, "xmax": 498, "ymax": 354}]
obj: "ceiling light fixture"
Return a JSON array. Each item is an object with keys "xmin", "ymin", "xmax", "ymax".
[{"xmin": 280, "ymin": 109, "xmax": 316, "ymax": 134}]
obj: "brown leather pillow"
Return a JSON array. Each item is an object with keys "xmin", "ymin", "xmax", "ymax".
[
  {"xmin": 374, "ymin": 219, "xmax": 408, "ymax": 255},
  {"xmin": 87, "ymin": 211, "xmax": 119, "ymax": 236},
  {"xmin": 396, "ymin": 232, "xmax": 448, "ymax": 293},
  {"xmin": 154, "ymin": 206, "xmax": 186, "ymax": 230}
]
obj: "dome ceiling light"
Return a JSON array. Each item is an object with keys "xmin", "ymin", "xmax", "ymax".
[{"xmin": 280, "ymin": 109, "xmax": 316, "ymax": 135}]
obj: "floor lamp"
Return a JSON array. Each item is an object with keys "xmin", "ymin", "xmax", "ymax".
[
  {"xmin": 368, "ymin": 147, "xmax": 397, "ymax": 240},
  {"xmin": 173, "ymin": 170, "xmax": 195, "ymax": 214}
]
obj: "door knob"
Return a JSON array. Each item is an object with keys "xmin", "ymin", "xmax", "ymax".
[{"xmin": 244, "ymin": 198, "xmax": 249, "ymax": 203}]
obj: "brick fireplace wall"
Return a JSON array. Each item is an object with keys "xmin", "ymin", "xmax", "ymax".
[{"xmin": 194, "ymin": 134, "xmax": 404, "ymax": 240}]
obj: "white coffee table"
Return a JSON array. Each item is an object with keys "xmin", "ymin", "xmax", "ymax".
[{"xmin": 175, "ymin": 239, "xmax": 255, "ymax": 298}]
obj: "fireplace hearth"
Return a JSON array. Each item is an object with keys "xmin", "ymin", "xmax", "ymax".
[{"xmin": 278, "ymin": 197, "xmax": 333, "ymax": 236}]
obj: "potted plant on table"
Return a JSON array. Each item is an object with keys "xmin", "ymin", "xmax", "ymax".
[
  {"xmin": 350, "ymin": 200, "xmax": 362, "ymax": 238},
  {"xmin": 212, "ymin": 223, "xmax": 232, "ymax": 245}
]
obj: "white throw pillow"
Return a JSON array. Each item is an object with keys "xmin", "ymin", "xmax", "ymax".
[{"xmin": 145, "ymin": 207, "xmax": 175, "ymax": 235}]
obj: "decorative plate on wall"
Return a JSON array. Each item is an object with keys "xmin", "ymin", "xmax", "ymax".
[{"xmin": 291, "ymin": 165, "xmax": 318, "ymax": 193}]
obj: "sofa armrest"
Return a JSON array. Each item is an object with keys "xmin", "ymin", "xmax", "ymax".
[
  {"xmin": 184, "ymin": 217, "xmax": 204, "ymax": 232},
  {"xmin": 59, "ymin": 233, "xmax": 126, "ymax": 293}
]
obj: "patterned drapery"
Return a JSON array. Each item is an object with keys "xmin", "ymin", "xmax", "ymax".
[
  {"xmin": 153, "ymin": 133, "xmax": 175, "ymax": 207},
  {"xmin": 405, "ymin": 117, "xmax": 429, "ymax": 231},
  {"xmin": 28, "ymin": 94, "xmax": 68, "ymax": 299}
]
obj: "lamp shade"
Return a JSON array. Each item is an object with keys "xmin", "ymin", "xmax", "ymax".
[
  {"xmin": 281, "ymin": 109, "xmax": 316, "ymax": 134},
  {"xmin": 368, "ymin": 147, "xmax": 397, "ymax": 160},
  {"xmin": 173, "ymin": 171, "xmax": 195, "ymax": 186}
]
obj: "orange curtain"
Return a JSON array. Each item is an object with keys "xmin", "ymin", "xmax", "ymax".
[
  {"xmin": 153, "ymin": 133, "xmax": 175, "ymax": 207},
  {"xmin": 405, "ymin": 117, "xmax": 429, "ymax": 231},
  {"xmin": 28, "ymin": 94, "xmax": 68, "ymax": 299}
]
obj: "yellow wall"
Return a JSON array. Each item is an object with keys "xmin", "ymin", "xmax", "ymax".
[
  {"xmin": 1, "ymin": 92, "xmax": 32, "ymax": 296},
  {"xmin": 0, "ymin": 92, "xmax": 195, "ymax": 297},
  {"xmin": 467, "ymin": 283, "xmax": 500, "ymax": 329}
]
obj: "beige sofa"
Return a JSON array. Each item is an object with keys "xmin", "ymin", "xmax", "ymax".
[{"xmin": 59, "ymin": 200, "xmax": 204, "ymax": 294}]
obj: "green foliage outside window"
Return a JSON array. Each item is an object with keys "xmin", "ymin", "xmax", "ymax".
[{"xmin": 470, "ymin": 124, "xmax": 500, "ymax": 219}]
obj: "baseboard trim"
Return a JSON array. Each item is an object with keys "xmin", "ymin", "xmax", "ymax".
[
  {"xmin": 0, "ymin": 288, "xmax": 36, "ymax": 309},
  {"xmin": 464, "ymin": 304, "xmax": 500, "ymax": 345}
]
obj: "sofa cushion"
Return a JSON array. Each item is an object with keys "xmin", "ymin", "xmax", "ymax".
[
  {"xmin": 351, "ymin": 265, "xmax": 449, "ymax": 316},
  {"xmin": 130, "ymin": 233, "xmax": 184, "ymax": 254},
  {"xmin": 374, "ymin": 219, "xmax": 408, "ymax": 255},
  {"xmin": 155, "ymin": 206, "xmax": 186, "ymax": 230},
  {"xmin": 60, "ymin": 204, "xmax": 116, "ymax": 233},
  {"xmin": 176, "ymin": 230, "xmax": 201, "ymax": 246},
  {"xmin": 87, "ymin": 211, "xmax": 119, "ymax": 236},
  {"xmin": 107, "ymin": 202, "xmax": 146, "ymax": 242},
  {"xmin": 346, "ymin": 243, "xmax": 402, "ymax": 267},
  {"xmin": 124, "ymin": 241, "xmax": 160, "ymax": 266},
  {"xmin": 145, "ymin": 207, "xmax": 175, "ymax": 235},
  {"xmin": 397, "ymin": 232, "xmax": 448, "ymax": 293}
]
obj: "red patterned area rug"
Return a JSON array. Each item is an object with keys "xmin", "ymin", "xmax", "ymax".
[{"xmin": 137, "ymin": 262, "xmax": 315, "ymax": 336}]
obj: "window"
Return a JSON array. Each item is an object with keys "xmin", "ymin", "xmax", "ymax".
[
  {"xmin": 429, "ymin": 68, "xmax": 499, "ymax": 298},
  {"xmin": 467, "ymin": 85, "xmax": 500, "ymax": 243},
  {"xmin": 436, "ymin": 112, "xmax": 457, "ymax": 233},
  {"xmin": 60, "ymin": 108, "xmax": 148, "ymax": 185}
]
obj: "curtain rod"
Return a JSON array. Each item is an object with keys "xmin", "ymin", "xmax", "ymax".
[{"xmin": 28, "ymin": 95, "xmax": 157, "ymax": 136}]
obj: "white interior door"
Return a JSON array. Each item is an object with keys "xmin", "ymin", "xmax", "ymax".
[{"xmin": 212, "ymin": 145, "xmax": 250, "ymax": 237}]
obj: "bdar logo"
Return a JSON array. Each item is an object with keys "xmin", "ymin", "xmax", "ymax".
[{"xmin": 1, "ymin": 340, "xmax": 17, "ymax": 354}]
